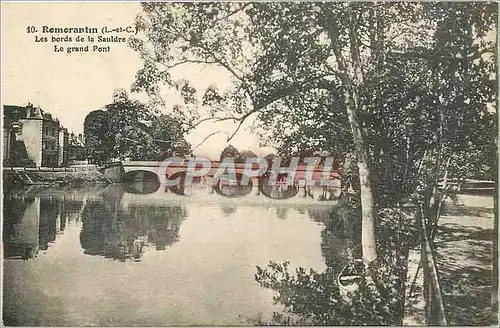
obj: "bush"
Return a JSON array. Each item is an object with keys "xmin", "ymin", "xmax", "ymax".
[{"xmin": 254, "ymin": 202, "xmax": 418, "ymax": 325}]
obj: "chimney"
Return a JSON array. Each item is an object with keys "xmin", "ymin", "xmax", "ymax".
[
  {"xmin": 26, "ymin": 103, "xmax": 33, "ymax": 118},
  {"xmin": 78, "ymin": 134, "xmax": 83, "ymax": 144}
]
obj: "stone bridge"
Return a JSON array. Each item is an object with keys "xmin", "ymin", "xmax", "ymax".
[{"xmin": 101, "ymin": 160, "xmax": 343, "ymax": 201}]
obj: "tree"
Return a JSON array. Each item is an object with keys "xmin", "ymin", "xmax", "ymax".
[
  {"xmin": 219, "ymin": 144, "xmax": 240, "ymax": 162},
  {"xmin": 83, "ymin": 110, "xmax": 112, "ymax": 164},
  {"xmin": 150, "ymin": 114, "xmax": 192, "ymax": 159},
  {"xmin": 129, "ymin": 2, "xmax": 496, "ymax": 323},
  {"xmin": 85, "ymin": 89, "xmax": 192, "ymax": 162},
  {"xmin": 106, "ymin": 89, "xmax": 153, "ymax": 160},
  {"xmin": 238, "ymin": 149, "xmax": 256, "ymax": 163},
  {"xmin": 130, "ymin": 2, "xmax": 384, "ymax": 263}
]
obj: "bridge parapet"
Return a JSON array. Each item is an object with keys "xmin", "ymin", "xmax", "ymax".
[
  {"xmin": 120, "ymin": 160, "xmax": 340, "ymax": 180},
  {"xmin": 107, "ymin": 160, "xmax": 342, "ymax": 201}
]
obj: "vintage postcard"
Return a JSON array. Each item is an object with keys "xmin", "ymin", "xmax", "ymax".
[{"xmin": 1, "ymin": 2, "xmax": 497, "ymax": 326}]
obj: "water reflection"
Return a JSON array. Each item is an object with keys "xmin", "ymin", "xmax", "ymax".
[
  {"xmin": 3, "ymin": 185, "xmax": 188, "ymax": 263},
  {"xmin": 124, "ymin": 179, "xmax": 160, "ymax": 194},
  {"xmin": 4, "ymin": 185, "xmax": 350, "ymax": 266},
  {"xmin": 80, "ymin": 185, "xmax": 187, "ymax": 261},
  {"xmin": 3, "ymin": 194, "xmax": 38, "ymax": 260},
  {"xmin": 308, "ymin": 205, "xmax": 360, "ymax": 273},
  {"xmin": 80, "ymin": 200, "xmax": 186, "ymax": 261},
  {"xmin": 3, "ymin": 182, "xmax": 354, "ymax": 326},
  {"xmin": 3, "ymin": 188, "xmax": 87, "ymax": 260},
  {"xmin": 220, "ymin": 204, "xmax": 238, "ymax": 216}
]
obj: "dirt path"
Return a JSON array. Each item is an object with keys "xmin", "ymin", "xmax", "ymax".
[
  {"xmin": 404, "ymin": 194, "xmax": 495, "ymax": 326},
  {"xmin": 436, "ymin": 195, "xmax": 495, "ymax": 325}
]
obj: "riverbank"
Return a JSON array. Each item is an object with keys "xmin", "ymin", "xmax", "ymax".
[
  {"xmin": 3, "ymin": 169, "xmax": 110, "ymax": 191},
  {"xmin": 404, "ymin": 194, "xmax": 495, "ymax": 325}
]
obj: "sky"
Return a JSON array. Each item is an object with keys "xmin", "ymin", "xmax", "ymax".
[{"xmin": 1, "ymin": 2, "xmax": 270, "ymax": 159}]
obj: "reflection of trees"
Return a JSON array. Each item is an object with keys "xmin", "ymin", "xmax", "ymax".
[
  {"xmin": 38, "ymin": 196, "xmax": 59, "ymax": 250},
  {"xmin": 215, "ymin": 173, "xmax": 253, "ymax": 197},
  {"xmin": 254, "ymin": 199, "xmax": 363, "ymax": 325},
  {"xmin": 145, "ymin": 206, "xmax": 185, "ymax": 250},
  {"xmin": 124, "ymin": 179, "xmax": 160, "ymax": 194},
  {"xmin": 3, "ymin": 194, "xmax": 35, "ymax": 243},
  {"xmin": 307, "ymin": 198, "xmax": 361, "ymax": 275},
  {"xmin": 79, "ymin": 199, "xmax": 112, "ymax": 256},
  {"xmin": 80, "ymin": 193, "xmax": 187, "ymax": 261},
  {"xmin": 4, "ymin": 190, "xmax": 86, "ymax": 259}
]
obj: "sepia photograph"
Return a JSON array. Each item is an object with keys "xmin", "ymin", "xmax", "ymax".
[{"xmin": 1, "ymin": 1, "xmax": 498, "ymax": 326}]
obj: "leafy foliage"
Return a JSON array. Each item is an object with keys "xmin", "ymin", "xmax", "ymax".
[
  {"xmin": 219, "ymin": 144, "xmax": 256, "ymax": 163},
  {"xmin": 84, "ymin": 110, "xmax": 112, "ymax": 164},
  {"xmin": 84, "ymin": 89, "xmax": 191, "ymax": 162},
  {"xmin": 255, "ymin": 204, "xmax": 418, "ymax": 325},
  {"xmin": 130, "ymin": 1, "xmax": 496, "ymax": 201}
]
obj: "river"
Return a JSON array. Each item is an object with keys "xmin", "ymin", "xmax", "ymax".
[{"xmin": 3, "ymin": 183, "xmax": 356, "ymax": 326}]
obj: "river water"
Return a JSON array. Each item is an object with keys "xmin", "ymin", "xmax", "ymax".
[{"xmin": 3, "ymin": 184, "xmax": 355, "ymax": 326}]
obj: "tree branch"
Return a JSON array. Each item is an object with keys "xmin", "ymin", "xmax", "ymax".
[
  {"xmin": 211, "ymin": 2, "xmax": 252, "ymax": 25},
  {"xmin": 389, "ymin": 48, "xmax": 495, "ymax": 62},
  {"xmin": 165, "ymin": 58, "xmax": 217, "ymax": 69},
  {"xmin": 191, "ymin": 131, "xmax": 226, "ymax": 151}
]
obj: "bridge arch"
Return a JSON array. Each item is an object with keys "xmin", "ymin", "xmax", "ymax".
[
  {"xmin": 123, "ymin": 170, "xmax": 160, "ymax": 183},
  {"xmin": 214, "ymin": 173, "xmax": 253, "ymax": 198},
  {"xmin": 114, "ymin": 160, "xmax": 343, "ymax": 201},
  {"xmin": 123, "ymin": 170, "xmax": 161, "ymax": 194}
]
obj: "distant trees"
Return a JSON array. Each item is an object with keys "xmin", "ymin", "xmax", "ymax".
[
  {"xmin": 219, "ymin": 145, "xmax": 256, "ymax": 163},
  {"xmin": 84, "ymin": 89, "xmax": 191, "ymax": 163},
  {"xmin": 219, "ymin": 145, "xmax": 239, "ymax": 162}
]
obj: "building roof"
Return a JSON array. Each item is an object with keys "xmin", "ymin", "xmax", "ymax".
[
  {"xmin": 4, "ymin": 105, "xmax": 30, "ymax": 121},
  {"xmin": 3, "ymin": 104, "xmax": 45, "ymax": 121}
]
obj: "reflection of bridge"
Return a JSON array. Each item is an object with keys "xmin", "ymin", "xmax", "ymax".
[
  {"xmin": 122, "ymin": 183, "xmax": 342, "ymax": 206},
  {"xmin": 103, "ymin": 160, "xmax": 343, "ymax": 201}
]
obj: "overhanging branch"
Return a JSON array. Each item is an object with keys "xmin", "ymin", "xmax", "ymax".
[{"xmin": 389, "ymin": 48, "xmax": 495, "ymax": 62}]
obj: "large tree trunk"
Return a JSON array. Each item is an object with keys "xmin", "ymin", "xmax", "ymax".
[
  {"xmin": 347, "ymin": 9, "xmax": 378, "ymax": 264},
  {"xmin": 345, "ymin": 103, "xmax": 378, "ymax": 264},
  {"xmin": 325, "ymin": 8, "xmax": 379, "ymax": 264}
]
